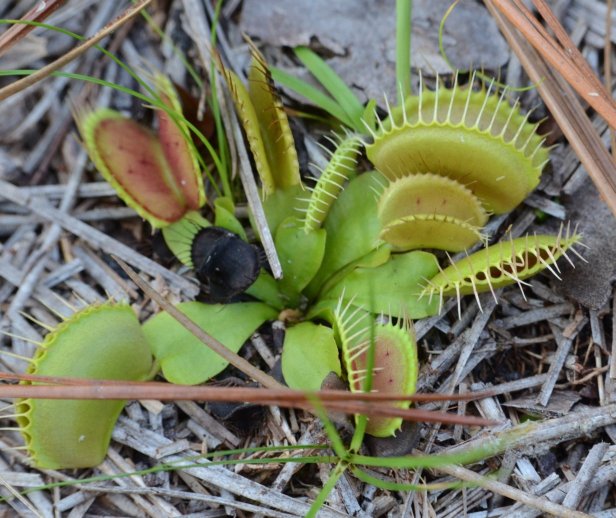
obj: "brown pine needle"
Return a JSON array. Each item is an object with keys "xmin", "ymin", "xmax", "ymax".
[
  {"xmin": 491, "ymin": 0, "xmax": 616, "ymax": 128},
  {"xmin": 0, "ymin": 373, "xmax": 498, "ymax": 427},
  {"xmin": 486, "ymin": 0, "xmax": 616, "ymax": 217},
  {"xmin": 606, "ymin": 0, "xmax": 616, "ymax": 158},
  {"xmin": 0, "ymin": 0, "xmax": 68, "ymax": 57}
]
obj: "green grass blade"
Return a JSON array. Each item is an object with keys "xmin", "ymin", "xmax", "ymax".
[
  {"xmin": 306, "ymin": 395, "xmax": 348, "ymax": 459},
  {"xmin": 351, "ymin": 466, "xmax": 465, "ymax": 491},
  {"xmin": 294, "ymin": 46, "xmax": 365, "ymax": 131},
  {"xmin": 0, "ymin": 19, "xmax": 229, "ymax": 192},
  {"xmin": 208, "ymin": 0, "xmax": 232, "ymax": 198},
  {"xmin": 270, "ymin": 66, "xmax": 353, "ymax": 127},
  {"xmin": 0, "ymin": 19, "xmax": 158, "ymax": 102},
  {"xmin": 0, "ymin": 69, "xmax": 151, "ymax": 102},
  {"xmin": 351, "ymin": 439, "xmax": 504, "ymax": 470},
  {"xmin": 10, "ymin": 454, "xmax": 338, "ymax": 500},
  {"xmin": 306, "ymin": 461, "xmax": 347, "ymax": 518},
  {"xmin": 396, "ymin": 0, "xmax": 412, "ymax": 104},
  {"xmin": 5, "ymin": 443, "xmax": 335, "ymax": 499}
]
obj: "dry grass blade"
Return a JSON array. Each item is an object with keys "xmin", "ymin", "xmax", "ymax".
[
  {"xmin": 0, "ymin": 0, "xmax": 153, "ymax": 102},
  {"xmin": 0, "ymin": 0, "xmax": 68, "ymax": 56},
  {"xmin": 485, "ymin": 0, "xmax": 616, "ymax": 217}
]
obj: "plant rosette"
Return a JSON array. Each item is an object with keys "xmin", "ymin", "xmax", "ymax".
[{"xmin": 15, "ymin": 46, "xmax": 585, "ymax": 471}]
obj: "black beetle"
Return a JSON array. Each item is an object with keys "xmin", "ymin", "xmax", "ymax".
[{"xmin": 190, "ymin": 226, "xmax": 260, "ymax": 302}]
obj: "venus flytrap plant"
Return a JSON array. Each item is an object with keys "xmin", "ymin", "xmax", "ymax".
[
  {"xmin": 216, "ymin": 33, "xmax": 583, "ymax": 442},
  {"xmin": 185, "ymin": 41, "xmax": 584, "ymax": 436},
  {"xmin": 3, "ymin": 3, "xmax": 585, "ymax": 487}
]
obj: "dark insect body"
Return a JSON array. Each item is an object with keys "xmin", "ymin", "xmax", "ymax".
[{"xmin": 191, "ymin": 226, "xmax": 260, "ymax": 302}]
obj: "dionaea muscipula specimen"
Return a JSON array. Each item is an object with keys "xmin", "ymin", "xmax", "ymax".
[
  {"xmin": 13, "ymin": 31, "xmax": 586, "ymax": 472},
  {"xmin": 16, "ymin": 303, "xmax": 153, "ymax": 469},
  {"xmin": 220, "ymin": 49, "xmax": 582, "ymax": 436}
]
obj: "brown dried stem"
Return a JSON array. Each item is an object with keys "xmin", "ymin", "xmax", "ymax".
[
  {"xmin": 606, "ymin": 0, "xmax": 616, "ymax": 158},
  {"xmin": 491, "ymin": 0, "xmax": 616, "ymax": 127}
]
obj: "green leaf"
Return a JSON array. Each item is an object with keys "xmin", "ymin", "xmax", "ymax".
[
  {"xmin": 275, "ymin": 217, "xmax": 327, "ymax": 300},
  {"xmin": 270, "ymin": 66, "xmax": 354, "ymax": 128},
  {"xmin": 306, "ymin": 171, "xmax": 384, "ymax": 299},
  {"xmin": 143, "ymin": 302, "xmax": 276, "ymax": 385},
  {"xmin": 323, "ymin": 251, "xmax": 440, "ymax": 319},
  {"xmin": 294, "ymin": 46, "xmax": 365, "ymax": 132},
  {"xmin": 245, "ymin": 271, "xmax": 286, "ymax": 310},
  {"xmin": 262, "ymin": 184, "xmax": 307, "ymax": 236},
  {"xmin": 317, "ymin": 245, "xmax": 391, "ymax": 299},
  {"xmin": 281, "ymin": 322, "xmax": 341, "ymax": 391},
  {"xmin": 214, "ymin": 197, "xmax": 247, "ymax": 240}
]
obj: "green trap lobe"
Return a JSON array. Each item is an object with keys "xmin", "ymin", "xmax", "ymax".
[
  {"xmin": 378, "ymin": 174, "xmax": 487, "ymax": 251},
  {"xmin": 17, "ymin": 304, "xmax": 153, "ymax": 469}
]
